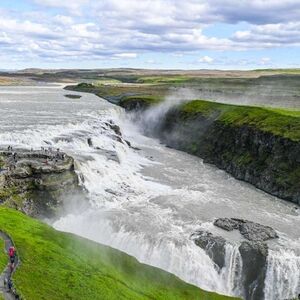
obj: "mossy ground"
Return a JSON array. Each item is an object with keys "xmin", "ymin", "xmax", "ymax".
[
  {"xmin": 180, "ymin": 100, "xmax": 300, "ymax": 141},
  {"xmin": 0, "ymin": 207, "xmax": 238, "ymax": 300},
  {"xmin": 0, "ymin": 185, "xmax": 25, "ymax": 208}
]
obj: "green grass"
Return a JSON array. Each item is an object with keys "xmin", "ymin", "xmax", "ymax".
[
  {"xmin": 0, "ymin": 237, "xmax": 7, "ymax": 272},
  {"xmin": 0, "ymin": 208, "xmax": 238, "ymax": 300},
  {"xmin": 180, "ymin": 100, "xmax": 300, "ymax": 141},
  {"xmin": 93, "ymin": 78, "xmax": 122, "ymax": 85},
  {"xmin": 136, "ymin": 76, "xmax": 193, "ymax": 84},
  {"xmin": 253, "ymin": 68, "xmax": 300, "ymax": 74},
  {"xmin": 68, "ymin": 82, "xmax": 169, "ymax": 105},
  {"xmin": 267, "ymin": 108, "xmax": 300, "ymax": 117}
]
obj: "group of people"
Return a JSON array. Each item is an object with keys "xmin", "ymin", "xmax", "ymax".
[
  {"xmin": 4, "ymin": 145, "xmax": 66, "ymax": 169},
  {"xmin": 4, "ymin": 146, "xmax": 18, "ymax": 171},
  {"xmin": 4, "ymin": 245, "xmax": 16, "ymax": 293},
  {"xmin": 42, "ymin": 147, "xmax": 66, "ymax": 164},
  {"xmin": 7, "ymin": 146, "xmax": 18, "ymax": 162}
]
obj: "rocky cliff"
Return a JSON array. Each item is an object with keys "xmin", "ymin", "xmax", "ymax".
[
  {"xmin": 155, "ymin": 103, "xmax": 300, "ymax": 204},
  {"xmin": 0, "ymin": 149, "xmax": 85, "ymax": 217}
]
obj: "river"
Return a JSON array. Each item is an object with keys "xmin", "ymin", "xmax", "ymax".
[{"xmin": 0, "ymin": 85, "xmax": 299, "ymax": 299}]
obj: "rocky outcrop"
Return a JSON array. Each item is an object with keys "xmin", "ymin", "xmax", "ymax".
[
  {"xmin": 192, "ymin": 219, "xmax": 278, "ymax": 300},
  {"xmin": 157, "ymin": 109, "xmax": 300, "ymax": 204},
  {"xmin": 214, "ymin": 218, "xmax": 278, "ymax": 241},
  {"xmin": 64, "ymin": 94, "xmax": 82, "ymax": 99},
  {"xmin": 0, "ymin": 149, "xmax": 85, "ymax": 217},
  {"xmin": 120, "ymin": 98, "xmax": 152, "ymax": 111},
  {"xmin": 192, "ymin": 230, "xmax": 227, "ymax": 269}
]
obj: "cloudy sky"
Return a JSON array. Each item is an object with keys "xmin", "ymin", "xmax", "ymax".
[{"xmin": 0, "ymin": 0, "xmax": 299, "ymax": 69}]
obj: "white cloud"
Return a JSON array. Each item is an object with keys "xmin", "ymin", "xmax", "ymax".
[
  {"xmin": 54, "ymin": 15, "xmax": 74, "ymax": 25},
  {"xmin": 172, "ymin": 53, "xmax": 184, "ymax": 57},
  {"xmin": 113, "ymin": 53, "xmax": 138, "ymax": 58},
  {"xmin": 33, "ymin": 0, "xmax": 88, "ymax": 10},
  {"xmin": 0, "ymin": 0, "xmax": 299, "ymax": 65},
  {"xmin": 233, "ymin": 22, "xmax": 300, "ymax": 47},
  {"xmin": 199, "ymin": 56, "xmax": 214, "ymax": 63},
  {"xmin": 260, "ymin": 57, "xmax": 271, "ymax": 65},
  {"xmin": 146, "ymin": 59, "xmax": 156, "ymax": 64}
]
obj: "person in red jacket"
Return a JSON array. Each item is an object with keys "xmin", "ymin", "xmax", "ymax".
[{"xmin": 8, "ymin": 246, "xmax": 16, "ymax": 264}]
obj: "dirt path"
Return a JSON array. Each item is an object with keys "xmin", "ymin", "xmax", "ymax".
[{"xmin": 0, "ymin": 232, "xmax": 19, "ymax": 300}]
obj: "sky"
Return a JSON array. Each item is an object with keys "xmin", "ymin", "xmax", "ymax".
[{"xmin": 0, "ymin": 0, "xmax": 300, "ymax": 70}]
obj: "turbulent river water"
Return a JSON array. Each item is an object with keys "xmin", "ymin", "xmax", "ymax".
[{"xmin": 0, "ymin": 85, "xmax": 299, "ymax": 300}]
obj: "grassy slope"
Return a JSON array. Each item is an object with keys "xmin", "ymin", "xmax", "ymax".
[
  {"xmin": 181, "ymin": 100, "xmax": 300, "ymax": 141},
  {"xmin": 68, "ymin": 83, "xmax": 167, "ymax": 106},
  {"xmin": 0, "ymin": 208, "xmax": 237, "ymax": 300},
  {"xmin": 0, "ymin": 237, "xmax": 7, "ymax": 272},
  {"xmin": 0, "ymin": 237, "xmax": 7, "ymax": 300}
]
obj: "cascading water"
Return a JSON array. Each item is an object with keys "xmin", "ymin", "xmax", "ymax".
[
  {"xmin": 0, "ymin": 85, "xmax": 300, "ymax": 299},
  {"xmin": 264, "ymin": 249, "xmax": 300, "ymax": 300},
  {"xmin": 221, "ymin": 244, "xmax": 243, "ymax": 297}
]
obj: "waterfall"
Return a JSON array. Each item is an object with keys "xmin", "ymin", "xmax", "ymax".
[
  {"xmin": 1, "ymin": 85, "xmax": 300, "ymax": 300},
  {"xmin": 221, "ymin": 244, "xmax": 243, "ymax": 297},
  {"xmin": 264, "ymin": 249, "xmax": 300, "ymax": 300},
  {"xmin": 54, "ymin": 212, "xmax": 234, "ymax": 296}
]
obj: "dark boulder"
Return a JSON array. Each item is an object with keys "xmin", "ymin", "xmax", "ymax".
[
  {"xmin": 213, "ymin": 218, "xmax": 240, "ymax": 231},
  {"xmin": 238, "ymin": 221, "xmax": 278, "ymax": 242},
  {"xmin": 64, "ymin": 94, "xmax": 82, "ymax": 99},
  {"xmin": 214, "ymin": 218, "xmax": 278, "ymax": 242},
  {"xmin": 87, "ymin": 138, "xmax": 93, "ymax": 147}
]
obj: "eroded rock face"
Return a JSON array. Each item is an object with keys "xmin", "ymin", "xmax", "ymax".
[
  {"xmin": 0, "ymin": 149, "xmax": 85, "ymax": 217},
  {"xmin": 192, "ymin": 230, "xmax": 227, "ymax": 269},
  {"xmin": 157, "ymin": 109, "xmax": 300, "ymax": 204},
  {"xmin": 214, "ymin": 218, "xmax": 278, "ymax": 241},
  {"xmin": 239, "ymin": 241, "xmax": 268, "ymax": 300}
]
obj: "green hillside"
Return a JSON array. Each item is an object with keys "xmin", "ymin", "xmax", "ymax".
[
  {"xmin": 0, "ymin": 208, "xmax": 238, "ymax": 300},
  {"xmin": 0, "ymin": 238, "xmax": 6, "ymax": 271},
  {"xmin": 180, "ymin": 100, "xmax": 300, "ymax": 141}
]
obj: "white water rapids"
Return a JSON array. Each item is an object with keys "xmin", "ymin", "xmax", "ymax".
[{"xmin": 0, "ymin": 85, "xmax": 299, "ymax": 299}]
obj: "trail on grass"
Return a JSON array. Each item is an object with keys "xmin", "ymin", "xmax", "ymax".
[{"xmin": 0, "ymin": 232, "xmax": 19, "ymax": 300}]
